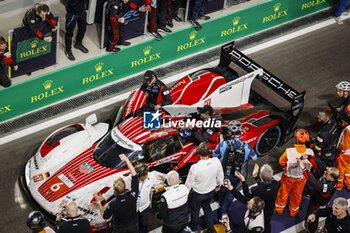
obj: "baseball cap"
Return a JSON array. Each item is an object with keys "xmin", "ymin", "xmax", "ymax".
[
  {"xmin": 197, "ymin": 105, "xmax": 213, "ymax": 116},
  {"xmin": 144, "ymin": 70, "xmax": 155, "ymax": 84}
]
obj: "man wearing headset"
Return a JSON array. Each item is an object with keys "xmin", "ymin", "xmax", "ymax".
[
  {"xmin": 224, "ymin": 179, "xmax": 265, "ymax": 233},
  {"xmin": 185, "ymin": 142, "xmax": 224, "ymax": 233},
  {"xmin": 335, "ymin": 81, "xmax": 350, "ymax": 112}
]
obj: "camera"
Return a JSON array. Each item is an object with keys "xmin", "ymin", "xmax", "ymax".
[
  {"xmin": 61, "ymin": 206, "xmax": 66, "ymax": 216},
  {"xmin": 224, "ymin": 178, "xmax": 228, "ymax": 185},
  {"xmin": 220, "ymin": 213, "xmax": 228, "ymax": 225}
]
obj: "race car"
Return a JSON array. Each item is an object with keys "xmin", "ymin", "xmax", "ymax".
[{"xmin": 21, "ymin": 41, "xmax": 306, "ymax": 232}]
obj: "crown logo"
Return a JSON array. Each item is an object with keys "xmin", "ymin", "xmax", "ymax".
[
  {"xmin": 30, "ymin": 40, "xmax": 38, "ymax": 48},
  {"xmin": 95, "ymin": 62, "xmax": 104, "ymax": 72},
  {"xmin": 274, "ymin": 3, "xmax": 281, "ymax": 12},
  {"xmin": 189, "ymin": 31, "xmax": 197, "ymax": 40},
  {"xmin": 232, "ymin": 17, "xmax": 241, "ymax": 26},
  {"xmin": 143, "ymin": 46, "xmax": 152, "ymax": 56},
  {"xmin": 43, "ymin": 80, "xmax": 53, "ymax": 90}
]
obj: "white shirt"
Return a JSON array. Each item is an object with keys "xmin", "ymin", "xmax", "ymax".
[
  {"xmin": 185, "ymin": 157, "xmax": 224, "ymax": 194},
  {"xmin": 124, "ymin": 170, "xmax": 165, "ymax": 212}
]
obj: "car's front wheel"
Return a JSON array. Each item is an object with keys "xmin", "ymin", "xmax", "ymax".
[{"xmin": 255, "ymin": 125, "xmax": 281, "ymax": 156}]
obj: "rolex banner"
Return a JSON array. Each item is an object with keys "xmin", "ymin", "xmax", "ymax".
[{"xmin": 10, "ymin": 19, "xmax": 58, "ymax": 77}]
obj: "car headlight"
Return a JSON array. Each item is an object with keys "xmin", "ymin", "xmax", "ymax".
[{"xmin": 25, "ymin": 160, "xmax": 31, "ymax": 186}]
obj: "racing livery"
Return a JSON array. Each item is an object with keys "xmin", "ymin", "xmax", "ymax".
[{"xmin": 21, "ymin": 41, "xmax": 306, "ymax": 232}]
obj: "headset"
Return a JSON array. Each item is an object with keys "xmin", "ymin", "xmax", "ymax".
[{"xmin": 250, "ymin": 198, "xmax": 264, "ymax": 215}]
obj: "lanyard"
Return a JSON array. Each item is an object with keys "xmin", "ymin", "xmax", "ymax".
[{"xmin": 137, "ymin": 181, "xmax": 144, "ymax": 204}]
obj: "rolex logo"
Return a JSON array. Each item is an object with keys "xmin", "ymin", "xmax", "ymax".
[
  {"xmin": 30, "ymin": 40, "xmax": 38, "ymax": 48},
  {"xmin": 232, "ymin": 17, "xmax": 240, "ymax": 26},
  {"xmin": 143, "ymin": 46, "xmax": 152, "ymax": 56},
  {"xmin": 189, "ymin": 31, "xmax": 197, "ymax": 40},
  {"xmin": 95, "ymin": 62, "xmax": 104, "ymax": 72},
  {"xmin": 274, "ymin": 3, "xmax": 281, "ymax": 12},
  {"xmin": 43, "ymin": 80, "xmax": 53, "ymax": 90}
]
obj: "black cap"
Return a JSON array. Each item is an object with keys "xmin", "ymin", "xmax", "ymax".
[
  {"xmin": 197, "ymin": 105, "xmax": 213, "ymax": 116},
  {"xmin": 144, "ymin": 70, "xmax": 156, "ymax": 84}
]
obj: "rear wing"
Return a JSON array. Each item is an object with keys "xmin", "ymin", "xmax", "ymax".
[{"xmin": 218, "ymin": 41, "xmax": 306, "ymax": 141}]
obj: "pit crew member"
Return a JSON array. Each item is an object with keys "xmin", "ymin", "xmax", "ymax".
[
  {"xmin": 157, "ymin": 170, "xmax": 189, "ymax": 233},
  {"xmin": 22, "ymin": 3, "xmax": 57, "ymax": 42},
  {"xmin": 185, "ymin": 142, "xmax": 224, "ymax": 233},
  {"xmin": 93, "ymin": 154, "xmax": 139, "ymax": 233},
  {"xmin": 308, "ymin": 197, "xmax": 350, "ymax": 233},
  {"xmin": 335, "ymin": 81, "xmax": 350, "ymax": 113},
  {"xmin": 0, "ymin": 36, "xmax": 18, "ymax": 88},
  {"xmin": 297, "ymin": 155, "xmax": 339, "ymax": 233},
  {"xmin": 336, "ymin": 104, "xmax": 350, "ymax": 190},
  {"xmin": 213, "ymin": 120, "xmax": 257, "ymax": 222},
  {"xmin": 275, "ymin": 129, "xmax": 313, "ymax": 217},
  {"xmin": 224, "ymin": 179, "xmax": 265, "ymax": 233},
  {"xmin": 55, "ymin": 201, "xmax": 90, "ymax": 233},
  {"xmin": 235, "ymin": 164, "xmax": 279, "ymax": 233},
  {"xmin": 140, "ymin": 70, "xmax": 173, "ymax": 111},
  {"xmin": 312, "ymin": 106, "xmax": 341, "ymax": 167}
]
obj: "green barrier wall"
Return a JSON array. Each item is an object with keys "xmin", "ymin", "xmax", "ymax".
[{"xmin": 0, "ymin": 0, "xmax": 335, "ymax": 122}]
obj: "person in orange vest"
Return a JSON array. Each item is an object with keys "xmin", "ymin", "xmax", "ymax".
[
  {"xmin": 275, "ymin": 129, "xmax": 314, "ymax": 216},
  {"xmin": 336, "ymin": 104, "xmax": 350, "ymax": 190}
]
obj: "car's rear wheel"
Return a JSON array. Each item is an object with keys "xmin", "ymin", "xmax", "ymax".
[{"xmin": 255, "ymin": 125, "xmax": 281, "ymax": 156}]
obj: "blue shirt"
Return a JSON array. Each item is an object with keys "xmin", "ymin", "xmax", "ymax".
[{"xmin": 213, "ymin": 137, "xmax": 257, "ymax": 174}]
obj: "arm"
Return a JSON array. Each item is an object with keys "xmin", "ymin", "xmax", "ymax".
[
  {"xmin": 302, "ymin": 169, "xmax": 332, "ymax": 197},
  {"xmin": 339, "ymin": 128, "xmax": 350, "ymax": 151},
  {"xmin": 225, "ymin": 179, "xmax": 249, "ymax": 204},
  {"xmin": 247, "ymin": 144, "xmax": 258, "ymax": 161},
  {"xmin": 45, "ymin": 11, "xmax": 57, "ymax": 28},
  {"xmin": 216, "ymin": 159, "xmax": 224, "ymax": 187},
  {"xmin": 314, "ymin": 206, "xmax": 332, "ymax": 218},
  {"xmin": 279, "ymin": 150, "xmax": 288, "ymax": 167},
  {"xmin": 242, "ymin": 181, "xmax": 254, "ymax": 198},
  {"xmin": 307, "ymin": 156, "xmax": 327, "ymax": 173},
  {"xmin": 159, "ymin": 87, "xmax": 173, "ymax": 106},
  {"xmin": 157, "ymin": 195, "xmax": 167, "ymax": 219},
  {"xmin": 185, "ymin": 166, "xmax": 194, "ymax": 190},
  {"xmin": 120, "ymin": 154, "xmax": 136, "ymax": 176}
]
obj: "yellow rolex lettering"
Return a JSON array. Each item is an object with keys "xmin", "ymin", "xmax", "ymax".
[
  {"xmin": 0, "ymin": 105, "xmax": 11, "ymax": 115},
  {"xmin": 302, "ymin": 0, "xmax": 325, "ymax": 10},
  {"xmin": 220, "ymin": 24, "xmax": 248, "ymax": 38}
]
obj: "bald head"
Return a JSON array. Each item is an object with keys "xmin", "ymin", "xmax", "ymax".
[{"xmin": 65, "ymin": 201, "xmax": 78, "ymax": 217}]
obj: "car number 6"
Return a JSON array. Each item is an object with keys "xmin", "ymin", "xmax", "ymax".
[{"xmin": 51, "ymin": 182, "xmax": 64, "ymax": 192}]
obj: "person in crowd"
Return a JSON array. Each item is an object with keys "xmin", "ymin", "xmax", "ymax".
[
  {"xmin": 224, "ymin": 179, "xmax": 265, "ymax": 233},
  {"xmin": 157, "ymin": 170, "xmax": 189, "ymax": 233},
  {"xmin": 334, "ymin": 0, "xmax": 350, "ymax": 24},
  {"xmin": 235, "ymin": 164, "xmax": 279, "ymax": 233},
  {"xmin": 94, "ymin": 154, "xmax": 139, "ymax": 233},
  {"xmin": 166, "ymin": 0, "xmax": 182, "ymax": 27},
  {"xmin": 335, "ymin": 81, "xmax": 350, "ymax": 112},
  {"xmin": 156, "ymin": 0, "xmax": 172, "ymax": 34},
  {"xmin": 337, "ymin": 105, "xmax": 350, "ymax": 190},
  {"xmin": 275, "ymin": 129, "xmax": 314, "ymax": 217},
  {"xmin": 185, "ymin": 141, "xmax": 224, "ymax": 233},
  {"xmin": 27, "ymin": 210, "xmax": 55, "ymax": 233},
  {"xmin": 0, "ymin": 36, "xmax": 18, "ymax": 88},
  {"xmin": 106, "ymin": 0, "xmax": 147, "ymax": 52},
  {"xmin": 145, "ymin": 0, "xmax": 163, "ymax": 40},
  {"xmin": 140, "ymin": 70, "xmax": 173, "ymax": 110},
  {"xmin": 189, "ymin": 0, "xmax": 210, "ymax": 30},
  {"xmin": 22, "ymin": 3, "xmax": 57, "ymax": 42},
  {"xmin": 64, "ymin": 0, "xmax": 89, "ymax": 61},
  {"xmin": 55, "ymin": 201, "xmax": 90, "ymax": 233},
  {"xmin": 213, "ymin": 120, "xmax": 258, "ymax": 223},
  {"xmin": 308, "ymin": 197, "xmax": 350, "ymax": 233},
  {"xmin": 296, "ymin": 155, "xmax": 339, "ymax": 233},
  {"xmin": 311, "ymin": 106, "xmax": 341, "ymax": 167},
  {"xmin": 185, "ymin": 105, "xmax": 221, "ymax": 146}
]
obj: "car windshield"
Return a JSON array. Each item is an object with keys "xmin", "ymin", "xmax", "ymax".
[{"xmin": 93, "ymin": 128, "xmax": 142, "ymax": 169}]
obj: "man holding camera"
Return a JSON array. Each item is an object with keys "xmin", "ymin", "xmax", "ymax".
[
  {"xmin": 213, "ymin": 120, "xmax": 257, "ymax": 222},
  {"xmin": 185, "ymin": 142, "xmax": 224, "ymax": 233},
  {"xmin": 55, "ymin": 201, "xmax": 90, "ymax": 233}
]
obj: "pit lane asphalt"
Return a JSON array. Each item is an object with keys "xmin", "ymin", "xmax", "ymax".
[{"xmin": 2, "ymin": 18, "xmax": 350, "ymax": 233}]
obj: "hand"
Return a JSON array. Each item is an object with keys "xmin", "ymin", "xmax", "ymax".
[
  {"xmin": 139, "ymin": 5, "xmax": 147, "ymax": 12},
  {"xmin": 146, "ymin": 5, "xmax": 151, "ymax": 12},
  {"xmin": 252, "ymin": 163, "xmax": 259, "ymax": 177},
  {"xmin": 56, "ymin": 212, "xmax": 63, "ymax": 221},
  {"xmin": 3, "ymin": 52, "xmax": 11, "ymax": 58},
  {"xmin": 301, "ymin": 154, "xmax": 308, "ymax": 160},
  {"xmin": 154, "ymin": 105, "xmax": 161, "ymax": 110},
  {"xmin": 52, "ymin": 25, "xmax": 57, "ymax": 32},
  {"xmin": 215, "ymin": 185, "xmax": 221, "ymax": 192},
  {"xmin": 234, "ymin": 171, "xmax": 245, "ymax": 182},
  {"xmin": 224, "ymin": 179, "xmax": 233, "ymax": 190},
  {"xmin": 119, "ymin": 153, "xmax": 128, "ymax": 162},
  {"xmin": 225, "ymin": 216, "xmax": 231, "ymax": 231},
  {"xmin": 13, "ymin": 65, "xmax": 18, "ymax": 71},
  {"xmin": 308, "ymin": 214, "xmax": 316, "ymax": 222},
  {"xmin": 93, "ymin": 192, "xmax": 104, "ymax": 203},
  {"xmin": 44, "ymin": 36, "xmax": 52, "ymax": 42},
  {"xmin": 297, "ymin": 158, "xmax": 305, "ymax": 170},
  {"xmin": 118, "ymin": 17, "xmax": 125, "ymax": 23},
  {"xmin": 157, "ymin": 175, "xmax": 166, "ymax": 181}
]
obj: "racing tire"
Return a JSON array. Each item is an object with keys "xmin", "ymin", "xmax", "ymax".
[{"xmin": 255, "ymin": 125, "xmax": 281, "ymax": 156}]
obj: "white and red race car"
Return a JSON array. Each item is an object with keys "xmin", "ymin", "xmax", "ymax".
[{"xmin": 21, "ymin": 41, "xmax": 306, "ymax": 232}]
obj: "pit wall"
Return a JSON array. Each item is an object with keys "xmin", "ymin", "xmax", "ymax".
[{"xmin": 0, "ymin": 0, "xmax": 334, "ymax": 122}]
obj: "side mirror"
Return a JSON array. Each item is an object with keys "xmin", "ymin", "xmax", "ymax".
[{"xmin": 85, "ymin": 114, "xmax": 98, "ymax": 126}]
